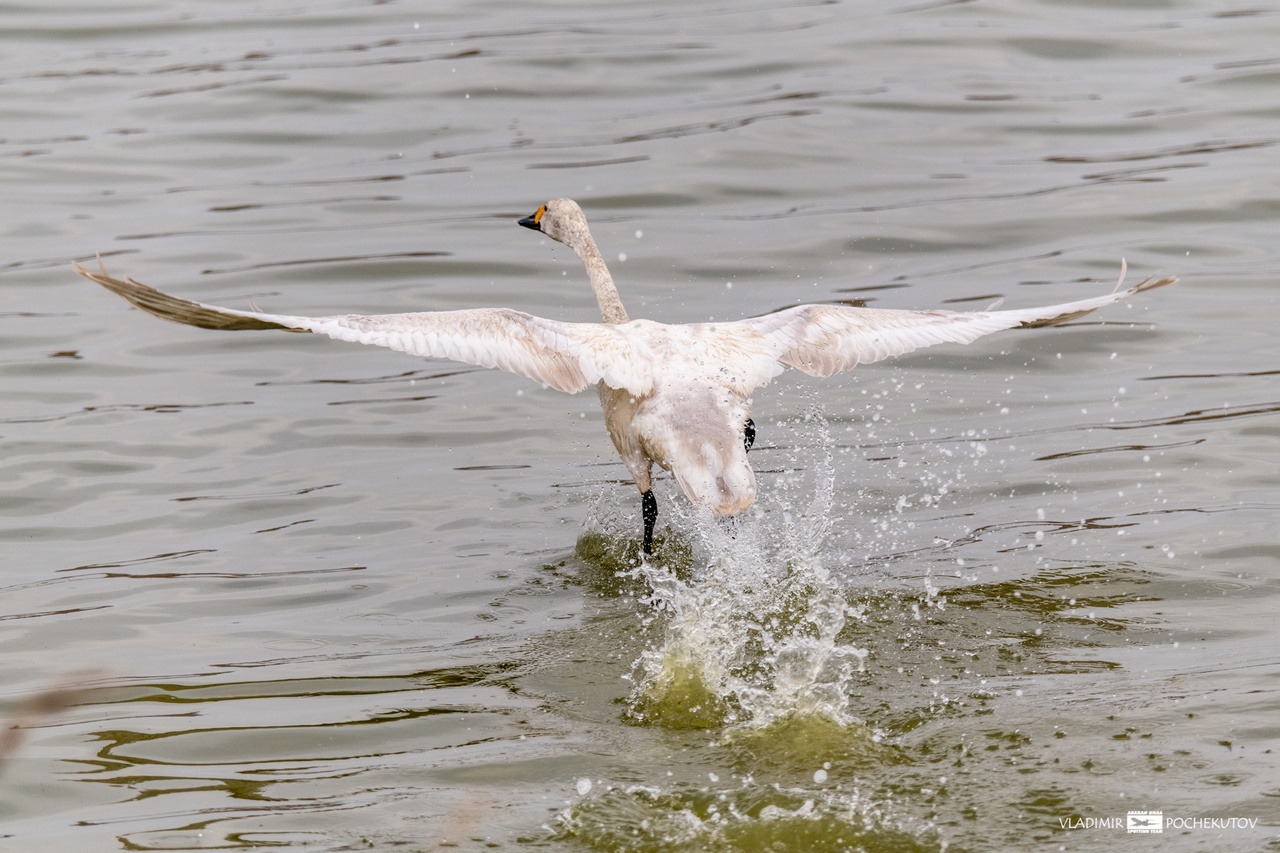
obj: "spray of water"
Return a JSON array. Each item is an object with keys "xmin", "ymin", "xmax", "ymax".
[
  {"xmin": 560, "ymin": 401, "xmax": 968, "ymax": 850},
  {"xmin": 622, "ymin": 411, "xmax": 870, "ymax": 733}
]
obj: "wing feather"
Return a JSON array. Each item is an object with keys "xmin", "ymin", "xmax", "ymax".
[
  {"xmin": 78, "ymin": 259, "xmax": 1173, "ymax": 399},
  {"xmin": 739, "ymin": 264, "xmax": 1176, "ymax": 379},
  {"xmin": 75, "ymin": 261, "xmax": 594, "ymax": 394}
]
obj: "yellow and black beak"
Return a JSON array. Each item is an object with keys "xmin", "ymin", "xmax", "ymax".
[{"xmin": 517, "ymin": 204, "xmax": 546, "ymax": 232}]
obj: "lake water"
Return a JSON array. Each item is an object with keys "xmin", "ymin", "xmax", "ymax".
[{"xmin": 1, "ymin": 1, "xmax": 1277, "ymax": 850}]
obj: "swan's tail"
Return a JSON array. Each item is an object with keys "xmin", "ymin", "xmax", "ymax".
[
  {"xmin": 670, "ymin": 439, "xmax": 757, "ymax": 517},
  {"xmin": 636, "ymin": 387, "xmax": 757, "ymax": 517}
]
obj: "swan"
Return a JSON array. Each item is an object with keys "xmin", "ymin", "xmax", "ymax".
[{"xmin": 75, "ymin": 198, "xmax": 1175, "ymax": 554}]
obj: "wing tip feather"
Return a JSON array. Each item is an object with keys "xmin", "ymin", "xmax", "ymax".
[{"xmin": 75, "ymin": 257, "xmax": 291, "ymax": 331}]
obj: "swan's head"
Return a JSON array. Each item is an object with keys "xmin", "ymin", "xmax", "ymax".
[{"xmin": 518, "ymin": 198, "xmax": 591, "ymax": 250}]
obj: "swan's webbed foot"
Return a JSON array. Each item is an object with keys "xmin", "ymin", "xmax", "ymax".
[
  {"xmin": 744, "ymin": 418, "xmax": 756, "ymax": 452},
  {"xmin": 641, "ymin": 489, "xmax": 658, "ymax": 555}
]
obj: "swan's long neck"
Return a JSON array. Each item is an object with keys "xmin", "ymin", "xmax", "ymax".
[{"xmin": 573, "ymin": 234, "xmax": 629, "ymax": 325}]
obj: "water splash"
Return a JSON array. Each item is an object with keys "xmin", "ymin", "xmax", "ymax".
[
  {"xmin": 623, "ymin": 412, "xmax": 870, "ymax": 732},
  {"xmin": 555, "ymin": 780, "xmax": 942, "ymax": 853},
  {"xmin": 562, "ymin": 405, "xmax": 978, "ymax": 851}
]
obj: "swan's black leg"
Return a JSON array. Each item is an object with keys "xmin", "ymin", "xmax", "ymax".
[
  {"xmin": 641, "ymin": 489, "xmax": 658, "ymax": 555},
  {"xmin": 743, "ymin": 418, "xmax": 756, "ymax": 452}
]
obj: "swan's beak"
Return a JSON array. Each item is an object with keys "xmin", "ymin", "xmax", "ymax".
[{"xmin": 518, "ymin": 205, "xmax": 546, "ymax": 232}]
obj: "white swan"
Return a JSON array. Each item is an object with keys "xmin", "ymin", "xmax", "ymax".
[{"xmin": 76, "ymin": 198, "xmax": 1175, "ymax": 554}]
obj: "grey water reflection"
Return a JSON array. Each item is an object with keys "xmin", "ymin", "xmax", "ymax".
[{"xmin": 2, "ymin": 0, "xmax": 1279, "ymax": 851}]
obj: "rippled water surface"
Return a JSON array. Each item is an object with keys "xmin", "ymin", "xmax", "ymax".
[{"xmin": 2, "ymin": 1, "xmax": 1278, "ymax": 850}]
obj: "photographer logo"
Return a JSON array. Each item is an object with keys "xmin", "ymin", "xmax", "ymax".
[{"xmin": 1127, "ymin": 811, "xmax": 1163, "ymax": 834}]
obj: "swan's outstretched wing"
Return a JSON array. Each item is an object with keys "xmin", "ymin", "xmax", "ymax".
[
  {"xmin": 75, "ymin": 261, "xmax": 595, "ymax": 394},
  {"xmin": 740, "ymin": 263, "xmax": 1176, "ymax": 380}
]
